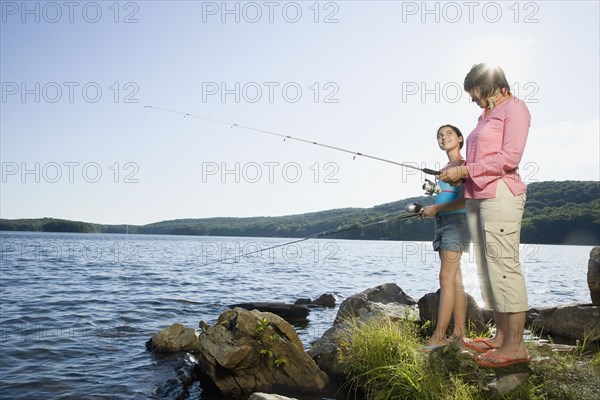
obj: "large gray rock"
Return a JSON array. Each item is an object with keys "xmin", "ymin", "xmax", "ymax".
[
  {"xmin": 146, "ymin": 323, "xmax": 199, "ymax": 353},
  {"xmin": 333, "ymin": 282, "xmax": 417, "ymax": 324},
  {"xmin": 417, "ymin": 290, "xmax": 487, "ymax": 334},
  {"xmin": 532, "ymin": 303, "xmax": 600, "ymax": 342},
  {"xmin": 588, "ymin": 247, "xmax": 600, "ymax": 305},
  {"xmin": 310, "ymin": 283, "xmax": 418, "ymax": 378},
  {"xmin": 306, "ymin": 321, "xmax": 352, "ymax": 379},
  {"xmin": 197, "ymin": 308, "xmax": 328, "ymax": 398}
]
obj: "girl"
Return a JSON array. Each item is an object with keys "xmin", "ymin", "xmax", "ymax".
[{"xmin": 422, "ymin": 124, "xmax": 470, "ymax": 349}]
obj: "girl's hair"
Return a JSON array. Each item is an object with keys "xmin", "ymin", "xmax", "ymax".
[
  {"xmin": 437, "ymin": 124, "xmax": 463, "ymax": 149},
  {"xmin": 464, "ymin": 63, "xmax": 512, "ymax": 108}
]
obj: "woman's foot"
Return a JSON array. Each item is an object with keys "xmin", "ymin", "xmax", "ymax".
[
  {"xmin": 475, "ymin": 348, "xmax": 531, "ymax": 368},
  {"xmin": 462, "ymin": 337, "xmax": 501, "ymax": 352}
]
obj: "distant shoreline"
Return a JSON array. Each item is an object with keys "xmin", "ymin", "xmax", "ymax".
[{"xmin": 2, "ymin": 180, "xmax": 599, "ymax": 246}]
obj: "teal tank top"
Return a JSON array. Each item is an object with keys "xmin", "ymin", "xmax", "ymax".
[{"xmin": 434, "ymin": 180, "xmax": 465, "ymax": 216}]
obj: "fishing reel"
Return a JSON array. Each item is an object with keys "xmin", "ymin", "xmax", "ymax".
[
  {"xmin": 405, "ymin": 202, "xmax": 423, "ymax": 214},
  {"xmin": 422, "ymin": 178, "xmax": 441, "ymax": 196}
]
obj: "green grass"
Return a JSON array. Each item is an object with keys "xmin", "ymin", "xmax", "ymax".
[
  {"xmin": 337, "ymin": 317, "xmax": 600, "ymax": 400},
  {"xmin": 338, "ymin": 317, "xmax": 479, "ymax": 400}
]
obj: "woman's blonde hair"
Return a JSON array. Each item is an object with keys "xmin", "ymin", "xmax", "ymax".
[{"xmin": 464, "ymin": 63, "xmax": 511, "ymax": 109}]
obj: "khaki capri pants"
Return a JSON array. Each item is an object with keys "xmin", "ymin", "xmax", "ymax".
[{"xmin": 466, "ymin": 179, "xmax": 528, "ymax": 313}]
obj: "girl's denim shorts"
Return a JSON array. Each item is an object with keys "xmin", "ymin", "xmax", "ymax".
[{"xmin": 432, "ymin": 213, "xmax": 470, "ymax": 253}]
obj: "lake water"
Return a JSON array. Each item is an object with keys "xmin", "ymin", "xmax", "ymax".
[{"xmin": 0, "ymin": 232, "xmax": 594, "ymax": 399}]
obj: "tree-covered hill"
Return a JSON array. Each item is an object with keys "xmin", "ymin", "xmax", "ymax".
[{"xmin": 1, "ymin": 181, "xmax": 598, "ymax": 245}]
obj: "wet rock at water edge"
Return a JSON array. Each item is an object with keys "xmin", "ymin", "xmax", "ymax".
[
  {"xmin": 295, "ymin": 293, "xmax": 336, "ymax": 308},
  {"xmin": 196, "ymin": 307, "xmax": 328, "ymax": 398},
  {"xmin": 311, "ymin": 293, "xmax": 336, "ymax": 308},
  {"xmin": 146, "ymin": 323, "xmax": 199, "ymax": 353}
]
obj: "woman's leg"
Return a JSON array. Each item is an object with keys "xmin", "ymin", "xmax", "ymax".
[
  {"xmin": 476, "ymin": 181, "xmax": 529, "ymax": 363},
  {"xmin": 466, "ymin": 199, "xmax": 495, "ymax": 309},
  {"xmin": 426, "ymin": 249, "xmax": 462, "ymax": 346},
  {"xmin": 464, "ymin": 199, "xmax": 505, "ymax": 349}
]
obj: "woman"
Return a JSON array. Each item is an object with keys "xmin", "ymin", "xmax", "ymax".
[
  {"xmin": 422, "ymin": 124, "xmax": 470, "ymax": 350},
  {"xmin": 439, "ymin": 63, "xmax": 531, "ymax": 367}
]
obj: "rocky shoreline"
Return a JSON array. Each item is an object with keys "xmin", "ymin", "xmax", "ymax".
[{"xmin": 146, "ymin": 247, "xmax": 600, "ymax": 399}]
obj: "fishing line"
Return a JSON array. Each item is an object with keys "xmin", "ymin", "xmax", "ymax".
[
  {"xmin": 145, "ymin": 105, "xmax": 440, "ymax": 176},
  {"xmin": 198, "ymin": 209, "xmax": 423, "ymax": 267}
]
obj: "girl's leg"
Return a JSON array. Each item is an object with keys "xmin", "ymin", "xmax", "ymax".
[
  {"xmin": 450, "ymin": 267, "xmax": 467, "ymax": 341},
  {"xmin": 426, "ymin": 249, "xmax": 462, "ymax": 346}
]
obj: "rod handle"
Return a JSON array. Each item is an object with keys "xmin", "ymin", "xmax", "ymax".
[{"xmin": 422, "ymin": 168, "xmax": 440, "ymax": 176}]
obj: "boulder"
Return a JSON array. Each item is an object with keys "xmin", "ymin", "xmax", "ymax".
[
  {"xmin": 417, "ymin": 290, "xmax": 487, "ymax": 334},
  {"xmin": 311, "ymin": 293, "xmax": 336, "ymax": 308},
  {"xmin": 309, "ymin": 283, "xmax": 418, "ymax": 378},
  {"xmin": 333, "ymin": 282, "xmax": 417, "ymax": 324},
  {"xmin": 196, "ymin": 307, "xmax": 328, "ymax": 398},
  {"xmin": 146, "ymin": 323, "xmax": 199, "ymax": 353},
  {"xmin": 526, "ymin": 306, "xmax": 557, "ymax": 325},
  {"xmin": 295, "ymin": 293, "xmax": 336, "ymax": 308},
  {"xmin": 588, "ymin": 247, "xmax": 600, "ymax": 305},
  {"xmin": 307, "ymin": 322, "xmax": 352, "ymax": 379},
  {"xmin": 532, "ymin": 303, "xmax": 600, "ymax": 342}
]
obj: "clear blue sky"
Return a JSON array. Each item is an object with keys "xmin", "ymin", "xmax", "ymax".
[{"xmin": 1, "ymin": 1, "xmax": 599, "ymax": 225}]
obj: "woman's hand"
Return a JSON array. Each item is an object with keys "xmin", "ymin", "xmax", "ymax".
[{"xmin": 439, "ymin": 165, "xmax": 468, "ymax": 186}]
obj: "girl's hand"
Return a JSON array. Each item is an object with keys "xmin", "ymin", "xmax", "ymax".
[{"xmin": 421, "ymin": 205, "xmax": 437, "ymax": 218}]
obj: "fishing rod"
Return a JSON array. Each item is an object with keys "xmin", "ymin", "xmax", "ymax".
[
  {"xmin": 199, "ymin": 204, "xmax": 424, "ymax": 267},
  {"xmin": 144, "ymin": 105, "xmax": 440, "ymax": 176}
]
